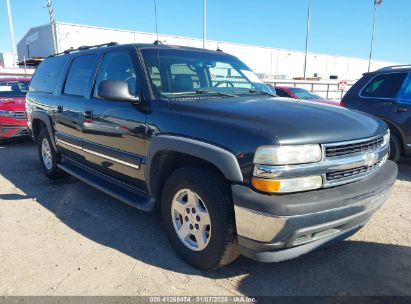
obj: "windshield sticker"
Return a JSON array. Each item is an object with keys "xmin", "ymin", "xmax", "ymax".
[
  {"xmin": 241, "ymin": 70, "xmax": 264, "ymax": 84},
  {"xmin": 0, "ymin": 86, "xmax": 12, "ymax": 92}
]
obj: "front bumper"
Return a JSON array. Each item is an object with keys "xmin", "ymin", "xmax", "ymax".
[
  {"xmin": 0, "ymin": 123, "xmax": 28, "ymax": 138},
  {"xmin": 233, "ymin": 161, "xmax": 397, "ymax": 262}
]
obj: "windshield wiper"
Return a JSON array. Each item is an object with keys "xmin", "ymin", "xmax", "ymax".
[
  {"xmin": 168, "ymin": 90, "xmax": 236, "ymax": 98},
  {"xmin": 248, "ymin": 89, "xmax": 277, "ymax": 97},
  {"xmin": 195, "ymin": 89, "xmax": 237, "ymax": 97}
]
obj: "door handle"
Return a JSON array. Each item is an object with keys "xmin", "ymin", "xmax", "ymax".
[
  {"xmin": 56, "ymin": 105, "xmax": 63, "ymax": 114},
  {"xmin": 84, "ymin": 110, "xmax": 93, "ymax": 119},
  {"xmin": 394, "ymin": 106, "xmax": 408, "ymax": 113}
]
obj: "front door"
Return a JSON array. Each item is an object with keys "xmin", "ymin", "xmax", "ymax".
[
  {"xmin": 81, "ymin": 49, "xmax": 148, "ymax": 190},
  {"xmin": 395, "ymin": 73, "xmax": 411, "ymax": 147}
]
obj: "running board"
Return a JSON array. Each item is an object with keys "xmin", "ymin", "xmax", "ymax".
[{"xmin": 57, "ymin": 161, "xmax": 155, "ymax": 212}]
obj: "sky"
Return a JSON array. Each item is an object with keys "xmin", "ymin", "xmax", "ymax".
[{"xmin": 0, "ymin": 0, "xmax": 410, "ymax": 63}]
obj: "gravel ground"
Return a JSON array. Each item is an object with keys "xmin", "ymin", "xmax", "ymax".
[{"xmin": 0, "ymin": 138, "xmax": 410, "ymax": 296}]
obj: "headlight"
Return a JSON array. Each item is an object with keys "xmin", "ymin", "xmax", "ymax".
[
  {"xmin": 253, "ymin": 144, "xmax": 322, "ymax": 165},
  {"xmin": 252, "ymin": 175, "xmax": 323, "ymax": 193},
  {"xmin": 382, "ymin": 130, "xmax": 390, "ymax": 147}
]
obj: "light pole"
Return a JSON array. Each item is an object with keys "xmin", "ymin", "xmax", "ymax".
[
  {"xmin": 368, "ymin": 0, "xmax": 383, "ymax": 72},
  {"xmin": 203, "ymin": 0, "xmax": 206, "ymax": 48},
  {"xmin": 303, "ymin": 0, "xmax": 311, "ymax": 80},
  {"xmin": 46, "ymin": 0, "xmax": 58, "ymax": 54},
  {"xmin": 5, "ymin": 0, "xmax": 17, "ymax": 67}
]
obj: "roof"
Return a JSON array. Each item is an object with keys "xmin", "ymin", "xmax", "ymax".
[
  {"xmin": 375, "ymin": 65, "xmax": 411, "ymax": 73},
  {"xmin": 50, "ymin": 42, "xmax": 230, "ymax": 58}
]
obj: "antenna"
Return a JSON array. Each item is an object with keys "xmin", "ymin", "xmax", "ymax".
[
  {"xmin": 153, "ymin": 0, "xmax": 159, "ymax": 43},
  {"xmin": 153, "ymin": 0, "xmax": 162, "ymax": 94}
]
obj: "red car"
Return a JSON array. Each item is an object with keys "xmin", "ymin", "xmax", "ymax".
[
  {"xmin": 0, "ymin": 77, "xmax": 31, "ymax": 140},
  {"xmin": 274, "ymin": 86, "xmax": 340, "ymax": 106}
]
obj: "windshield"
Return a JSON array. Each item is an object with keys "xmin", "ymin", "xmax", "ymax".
[
  {"xmin": 0, "ymin": 80, "xmax": 30, "ymax": 97},
  {"xmin": 141, "ymin": 48, "xmax": 275, "ymax": 99},
  {"xmin": 289, "ymin": 87, "xmax": 322, "ymax": 100}
]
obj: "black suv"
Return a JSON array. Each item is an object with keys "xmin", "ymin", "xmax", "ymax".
[
  {"xmin": 342, "ymin": 65, "xmax": 411, "ymax": 162},
  {"xmin": 26, "ymin": 43, "xmax": 397, "ymax": 270}
]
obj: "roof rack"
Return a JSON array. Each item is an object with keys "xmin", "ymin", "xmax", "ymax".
[
  {"xmin": 377, "ymin": 64, "xmax": 411, "ymax": 71},
  {"xmin": 49, "ymin": 42, "xmax": 118, "ymax": 57}
]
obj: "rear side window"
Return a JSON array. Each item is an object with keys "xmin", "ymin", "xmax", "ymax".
[
  {"xmin": 361, "ymin": 73, "xmax": 407, "ymax": 99},
  {"xmin": 64, "ymin": 54, "xmax": 98, "ymax": 97},
  {"xmin": 30, "ymin": 56, "xmax": 67, "ymax": 93}
]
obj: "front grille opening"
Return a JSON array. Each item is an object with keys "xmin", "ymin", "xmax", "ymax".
[
  {"xmin": 325, "ymin": 136, "xmax": 384, "ymax": 158},
  {"xmin": 326, "ymin": 162, "xmax": 380, "ymax": 181},
  {"xmin": 10, "ymin": 111, "xmax": 27, "ymax": 120}
]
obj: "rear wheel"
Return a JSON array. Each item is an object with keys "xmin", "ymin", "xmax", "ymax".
[
  {"xmin": 161, "ymin": 166, "xmax": 239, "ymax": 270},
  {"xmin": 37, "ymin": 128, "xmax": 62, "ymax": 179},
  {"xmin": 388, "ymin": 133, "xmax": 401, "ymax": 162}
]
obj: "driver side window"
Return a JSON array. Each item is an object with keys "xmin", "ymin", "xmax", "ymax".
[{"xmin": 94, "ymin": 51, "xmax": 137, "ymax": 98}]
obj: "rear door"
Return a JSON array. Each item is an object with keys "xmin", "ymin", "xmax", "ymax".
[
  {"xmin": 54, "ymin": 53, "xmax": 99, "ymax": 162},
  {"xmin": 81, "ymin": 49, "xmax": 148, "ymax": 189}
]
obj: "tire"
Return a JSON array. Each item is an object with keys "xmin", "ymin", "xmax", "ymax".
[
  {"xmin": 388, "ymin": 133, "xmax": 401, "ymax": 162},
  {"xmin": 37, "ymin": 128, "xmax": 61, "ymax": 179},
  {"xmin": 161, "ymin": 166, "xmax": 239, "ymax": 270}
]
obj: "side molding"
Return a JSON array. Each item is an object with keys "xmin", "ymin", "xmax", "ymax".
[
  {"xmin": 30, "ymin": 111, "xmax": 58, "ymax": 151},
  {"xmin": 146, "ymin": 135, "xmax": 243, "ymax": 192}
]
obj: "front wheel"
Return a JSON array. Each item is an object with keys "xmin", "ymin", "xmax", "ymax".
[{"xmin": 161, "ymin": 166, "xmax": 239, "ymax": 270}]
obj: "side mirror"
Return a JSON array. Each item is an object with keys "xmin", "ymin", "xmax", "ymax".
[{"xmin": 97, "ymin": 80, "xmax": 140, "ymax": 104}]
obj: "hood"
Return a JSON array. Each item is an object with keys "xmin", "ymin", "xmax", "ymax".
[
  {"xmin": 0, "ymin": 97, "xmax": 26, "ymax": 111},
  {"xmin": 169, "ymin": 96, "xmax": 387, "ymax": 145}
]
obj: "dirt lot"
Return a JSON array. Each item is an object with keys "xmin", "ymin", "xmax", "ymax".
[{"xmin": 0, "ymin": 138, "xmax": 410, "ymax": 296}]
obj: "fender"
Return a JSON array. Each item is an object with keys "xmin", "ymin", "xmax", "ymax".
[
  {"xmin": 382, "ymin": 118, "xmax": 407, "ymax": 150},
  {"xmin": 146, "ymin": 134, "xmax": 244, "ymax": 193},
  {"xmin": 30, "ymin": 111, "xmax": 58, "ymax": 151}
]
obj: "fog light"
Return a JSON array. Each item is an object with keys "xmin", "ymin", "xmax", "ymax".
[{"xmin": 252, "ymin": 175, "xmax": 323, "ymax": 193}]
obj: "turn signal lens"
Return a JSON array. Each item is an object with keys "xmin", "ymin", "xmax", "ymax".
[
  {"xmin": 251, "ymin": 178, "xmax": 281, "ymax": 192},
  {"xmin": 252, "ymin": 176, "xmax": 323, "ymax": 193}
]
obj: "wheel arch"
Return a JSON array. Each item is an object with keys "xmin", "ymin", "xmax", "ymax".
[
  {"xmin": 383, "ymin": 119, "xmax": 405, "ymax": 154},
  {"xmin": 146, "ymin": 135, "xmax": 243, "ymax": 203},
  {"xmin": 31, "ymin": 111, "xmax": 57, "ymax": 151}
]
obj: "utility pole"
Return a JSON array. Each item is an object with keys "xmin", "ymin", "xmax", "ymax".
[
  {"xmin": 203, "ymin": 0, "xmax": 206, "ymax": 48},
  {"xmin": 46, "ymin": 0, "xmax": 58, "ymax": 54},
  {"xmin": 303, "ymin": 0, "xmax": 311, "ymax": 80},
  {"xmin": 368, "ymin": 0, "xmax": 383, "ymax": 72},
  {"xmin": 5, "ymin": 0, "xmax": 17, "ymax": 67}
]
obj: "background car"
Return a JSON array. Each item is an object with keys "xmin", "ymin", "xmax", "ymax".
[
  {"xmin": 0, "ymin": 77, "xmax": 31, "ymax": 141},
  {"xmin": 275, "ymin": 86, "xmax": 340, "ymax": 106},
  {"xmin": 342, "ymin": 65, "xmax": 411, "ymax": 162}
]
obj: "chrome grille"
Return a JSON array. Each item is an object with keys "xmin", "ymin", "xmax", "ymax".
[
  {"xmin": 10, "ymin": 111, "xmax": 27, "ymax": 120},
  {"xmin": 326, "ymin": 161, "xmax": 381, "ymax": 182},
  {"xmin": 325, "ymin": 136, "xmax": 384, "ymax": 158}
]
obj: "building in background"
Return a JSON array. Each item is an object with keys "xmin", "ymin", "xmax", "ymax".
[
  {"xmin": 17, "ymin": 22, "xmax": 401, "ymax": 82},
  {"xmin": 0, "ymin": 51, "xmax": 34, "ymax": 77}
]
